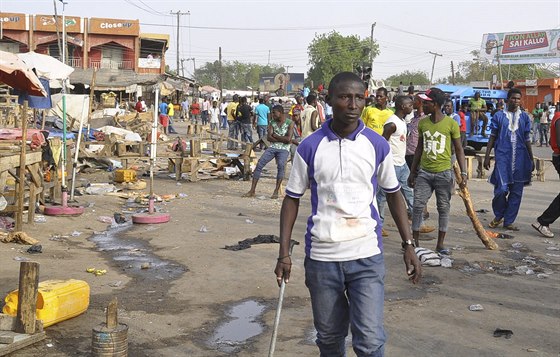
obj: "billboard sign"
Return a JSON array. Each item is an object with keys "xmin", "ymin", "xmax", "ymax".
[
  {"xmin": 34, "ymin": 14, "xmax": 82, "ymax": 33},
  {"xmin": 259, "ymin": 72, "xmax": 304, "ymax": 95},
  {"xmin": 89, "ymin": 18, "xmax": 139, "ymax": 36},
  {"xmin": 0, "ymin": 13, "xmax": 27, "ymax": 30},
  {"xmin": 481, "ymin": 29, "xmax": 560, "ymax": 64}
]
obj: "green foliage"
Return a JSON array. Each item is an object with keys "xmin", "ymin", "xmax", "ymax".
[
  {"xmin": 194, "ymin": 61, "xmax": 284, "ymax": 90},
  {"xmin": 455, "ymin": 50, "xmax": 557, "ymax": 83},
  {"xmin": 307, "ymin": 31, "xmax": 379, "ymax": 87},
  {"xmin": 385, "ymin": 70, "xmax": 430, "ymax": 87}
]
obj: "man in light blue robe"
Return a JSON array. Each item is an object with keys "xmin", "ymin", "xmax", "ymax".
[{"xmin": 483, "ymin": 88, "xmax": 534, "ymax": 230}]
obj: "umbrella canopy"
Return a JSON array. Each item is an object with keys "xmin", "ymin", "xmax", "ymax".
[
  {"xmin": 0, "ymin": 50, "xmax": 47, "ymax": 97},
  {"xmin": 17, "ymin": 51, "xmax": 74, "ymax": 80},
  {"xmin": 200, "ymin": 85, "xmax": 219, "ymax": 93}
]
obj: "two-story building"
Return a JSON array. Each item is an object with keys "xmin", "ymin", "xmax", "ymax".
[{"xmin": 1, "ymin": 12, "xmax": 168, "ymax": 73}]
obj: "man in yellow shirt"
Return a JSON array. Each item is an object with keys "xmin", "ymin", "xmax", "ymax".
[
  {"xmin": 362, "ymin": 87, "xmax": 394, "ymax": 134},
  {"xmin": 226, "ymin": 95, "xmax": 240, "ymax": 150}
]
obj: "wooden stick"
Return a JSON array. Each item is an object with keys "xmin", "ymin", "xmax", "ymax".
[
  {"xmin": 15, "ymin": 101, "xmax": 28, "ymax": 232},
  {"xmin": 106, "ymin": 297, "xmax": 118, "ymax": 330},
  {"xmin": 452, "ymin": 161, "xmax": 498, "ymax": 250},
  {"xmin": 14, "ymin": 262, "xmax": 40, "ymax": 334}
]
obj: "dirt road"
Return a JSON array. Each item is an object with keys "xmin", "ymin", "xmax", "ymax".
[{"xmin": 1, "ymin": 147, "xmax": 559, "ymax": 357}]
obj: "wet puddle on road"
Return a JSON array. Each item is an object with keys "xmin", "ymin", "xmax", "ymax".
[
  {"xmin": 207, "ymin": 300, "xmax": 266, "ymax": 353},
  {"xmin": 89, "ymin": 222, "xmax": 186, "ymax": 281}
]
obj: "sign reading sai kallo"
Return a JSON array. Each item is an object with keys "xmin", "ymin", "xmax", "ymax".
[
  {"xmin": 88, "ymin": 18, "xmax": 139, "ymax": 36},
  {"xmin": 481, "ymin": 29, "xmax": 560, "ymax": 65}
]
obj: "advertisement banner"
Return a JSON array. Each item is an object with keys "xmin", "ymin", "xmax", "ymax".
[
  {"xmin": 0, "ymin": 13, "xmax": 27, "ymax": 31},
  {"xmin": 34, "ymin": 15, "xmax": 82, "ymax": 33},
  {"xmin": 481, "ymin": 29, "xmax": 560, "ymax": 64},
  {"xmin": 89, "ymin": 18, "xmax": 139, "ymax": 36},
  {"xmin": 259, "ymin": 72, "xmax": 304, "ymax": 95}
]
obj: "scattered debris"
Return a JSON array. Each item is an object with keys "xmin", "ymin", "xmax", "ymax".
[
  {"xmin": 245, "ymin": 219, "xmax": 254, "ymax": 224},
  {"xmin": 199, "ymin": 225, "xmax": 208, "ymax": 233},
  {"xmin": 141, "ymin": 263, "xmax": 152, "ymax": 269},
  {"xmin": 108, "ymin": 281, "xmax": 123, "ymax": 287},
  {"xmin": 0, "ymin": 231, "xmax": 39, "ymax": 245},
  {"xmin": 511, "ymin": 242, "xmax": 523, "ymax": 249},
  {"xmin": 441, "ymin": 257, "xmax": 453, "ymax": 268},
  {"xmin": 34, "ymin": 215, "xmax": 47, "ymax": 223},
  {"xmin": 469, "ymin": 304, "xmax": 484, "ymax": 311},
  {"xmin": 515, "ymin": 266, "xmax": 535, "ymax": 275},
  {"xmin": 493, "ymin": 328, "xmax": 513, "ymax": 339},
  {"xmin": 224, "ymin": 235, "xmax": 299, "ymax": 251},
  {"xmin": 26, "ymin": 245, "xmax": 42, "ymax": 254},
  {"xmin": 415, "ymin": 247, "xmax": 441, "ymax": 266},
  {"xmin": 86, "ymin": 268, "xmax": 107, "ymax": 276},
  {"xmin": 71, "ymin": 231, "xmax": 82, "ymax": 237}
]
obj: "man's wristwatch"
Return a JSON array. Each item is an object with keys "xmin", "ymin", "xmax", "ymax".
[{"xmin": 402, "ymin": 239, "xmax": 415, "ymax": 249}]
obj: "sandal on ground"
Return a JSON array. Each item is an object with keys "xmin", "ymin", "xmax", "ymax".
[
  {"xmin": 436, "ymin": 247, "xmax": 452, "ymax": 256},
  {"xmin": 531, "ymin": 221, "xmax": 554, "ymax": 238},
  {"xmin": 381, "ymin": 228, "xmax": 389, "ymax": 237},
  {"xmin": 488, "ymin": 217, "xmax": 504, "ymax": 228},
  {"xmin": 503, "ymin": 224, "xmax": 519, "ymax": 231}
]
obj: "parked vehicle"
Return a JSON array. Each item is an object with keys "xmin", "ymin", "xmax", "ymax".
[{"xmin": 449, "ymin": 87, "xmax": 508, "ymax": 151}]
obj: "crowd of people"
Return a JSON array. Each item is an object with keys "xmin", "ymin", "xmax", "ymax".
[{"xmin": 133, "ymin": 83, "xmax": 559, "ymax": 242}]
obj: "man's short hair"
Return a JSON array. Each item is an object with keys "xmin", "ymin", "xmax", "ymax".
[
  {"xmin": 272, "ymin": 105, "xmax": 284, "ymax": 113},
  {"xmin": 507, "ymin": 88, "xmax": 522, "ymax": 100},
  {"xmin": 395, "ymin": 95, "xmax": 411, "ymax": 108},
  {"xmin": 376, "ymin": 87, "xmax": 388, "ymax": 96},
  {"xmin": 327, "ymin": 72, "xmax": 364, "ymax": 95},
  {"xmin": 306, "ymin": 93, "xmax": 317, "ymax": 105},
  {"xmin": 259, "ymin": 97, "xmax": 264, "ymax": 104}
]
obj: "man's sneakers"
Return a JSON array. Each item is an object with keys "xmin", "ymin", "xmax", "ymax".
[{"xmin": 532, "ymin": 221, "xmax": 554, "ymax": 238}]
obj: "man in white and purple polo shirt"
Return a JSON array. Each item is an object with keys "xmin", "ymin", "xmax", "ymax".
[{"xmin": 274, "ymin": 72, "xmax": 422, "ymax": 357}]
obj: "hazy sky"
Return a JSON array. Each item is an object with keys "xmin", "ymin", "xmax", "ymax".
[{"xmin": 5, "ymin": 0, "xmax": 560, "ymax": 83}]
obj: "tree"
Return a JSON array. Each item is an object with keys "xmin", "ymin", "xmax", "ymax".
[
  {"xmin": 194, "ymin": 61, "xmax": 284, "ymax": 90},
  {"xmin": 385, "ymin": 70, "xmax": 430, "ymax": 87},
  {"xmin": 307, "ymin": 31, "xmax": 379, "ymax": 87},
  {"xmin": 455, "ymin": 50, "xmax": 557, "ymax": 83}
]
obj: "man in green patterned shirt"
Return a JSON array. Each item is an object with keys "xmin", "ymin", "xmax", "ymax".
[{"xmin": 243, "ymin": 105, "xmax": 294, "ymax": 199}]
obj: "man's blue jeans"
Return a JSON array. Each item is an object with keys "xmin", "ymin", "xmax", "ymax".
[
  {"xmin": 305, "ymin": 254, "xmax": 386, "ymax": 357},
  {"xmin": 257, "ymin": 125, "xmax": 268, "ymax": 140},
  {"xmin": 252, "ymin": 147, "xmax": 288, "ymax": 180},
  {"xmin": 377, "ymin": 163, "xmax": 414, "ymax": 223}
]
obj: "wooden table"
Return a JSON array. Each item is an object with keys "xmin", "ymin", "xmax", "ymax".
[{"xmin": 0, "ymin": 151, "xmax": 43, "ymax": 228}]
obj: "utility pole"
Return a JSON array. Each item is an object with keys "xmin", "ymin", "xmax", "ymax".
[
  {"xmin": 186, "ymin": 57, "xmax": 196, "ymax": 78},
  {"xmin": 428, "ymin": 51, "xmax": 442, "ymax": 84},
  {"xmin": 285, "ymin": 65, "xmax": 292, "ymax": 93},
  {"xmin": 267, "ymin": 50, "xmax": 271, "ymax": 66},
  {"xmin": 219, "ymin": 47, "xmax": 223, "ymax": 98},
  {"xmin": 369, "ymin": 22, "xmax": 376, "ymax": 91},
  {"xmin": 170, "ymin": 10, "xmax": 188, "ymax": 76},
  {"xmin": 180, "ymin": 58, "xmax": 186, "ymax": 77},
  {"xmin": 53, "ymin": 0, "xmax": 62, "ymax": 57},
  {"xmin": 450, "ymin": 61, "xmax": 455, "ymax": 85}
]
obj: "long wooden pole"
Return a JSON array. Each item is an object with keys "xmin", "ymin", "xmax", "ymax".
[
  {"xmin": 16, "ymin": 101, "xmax": 28, "ymax": 232},
  {"xmin": 452, "ymin": 161, "xmax": 498, "ymax": 250}
]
